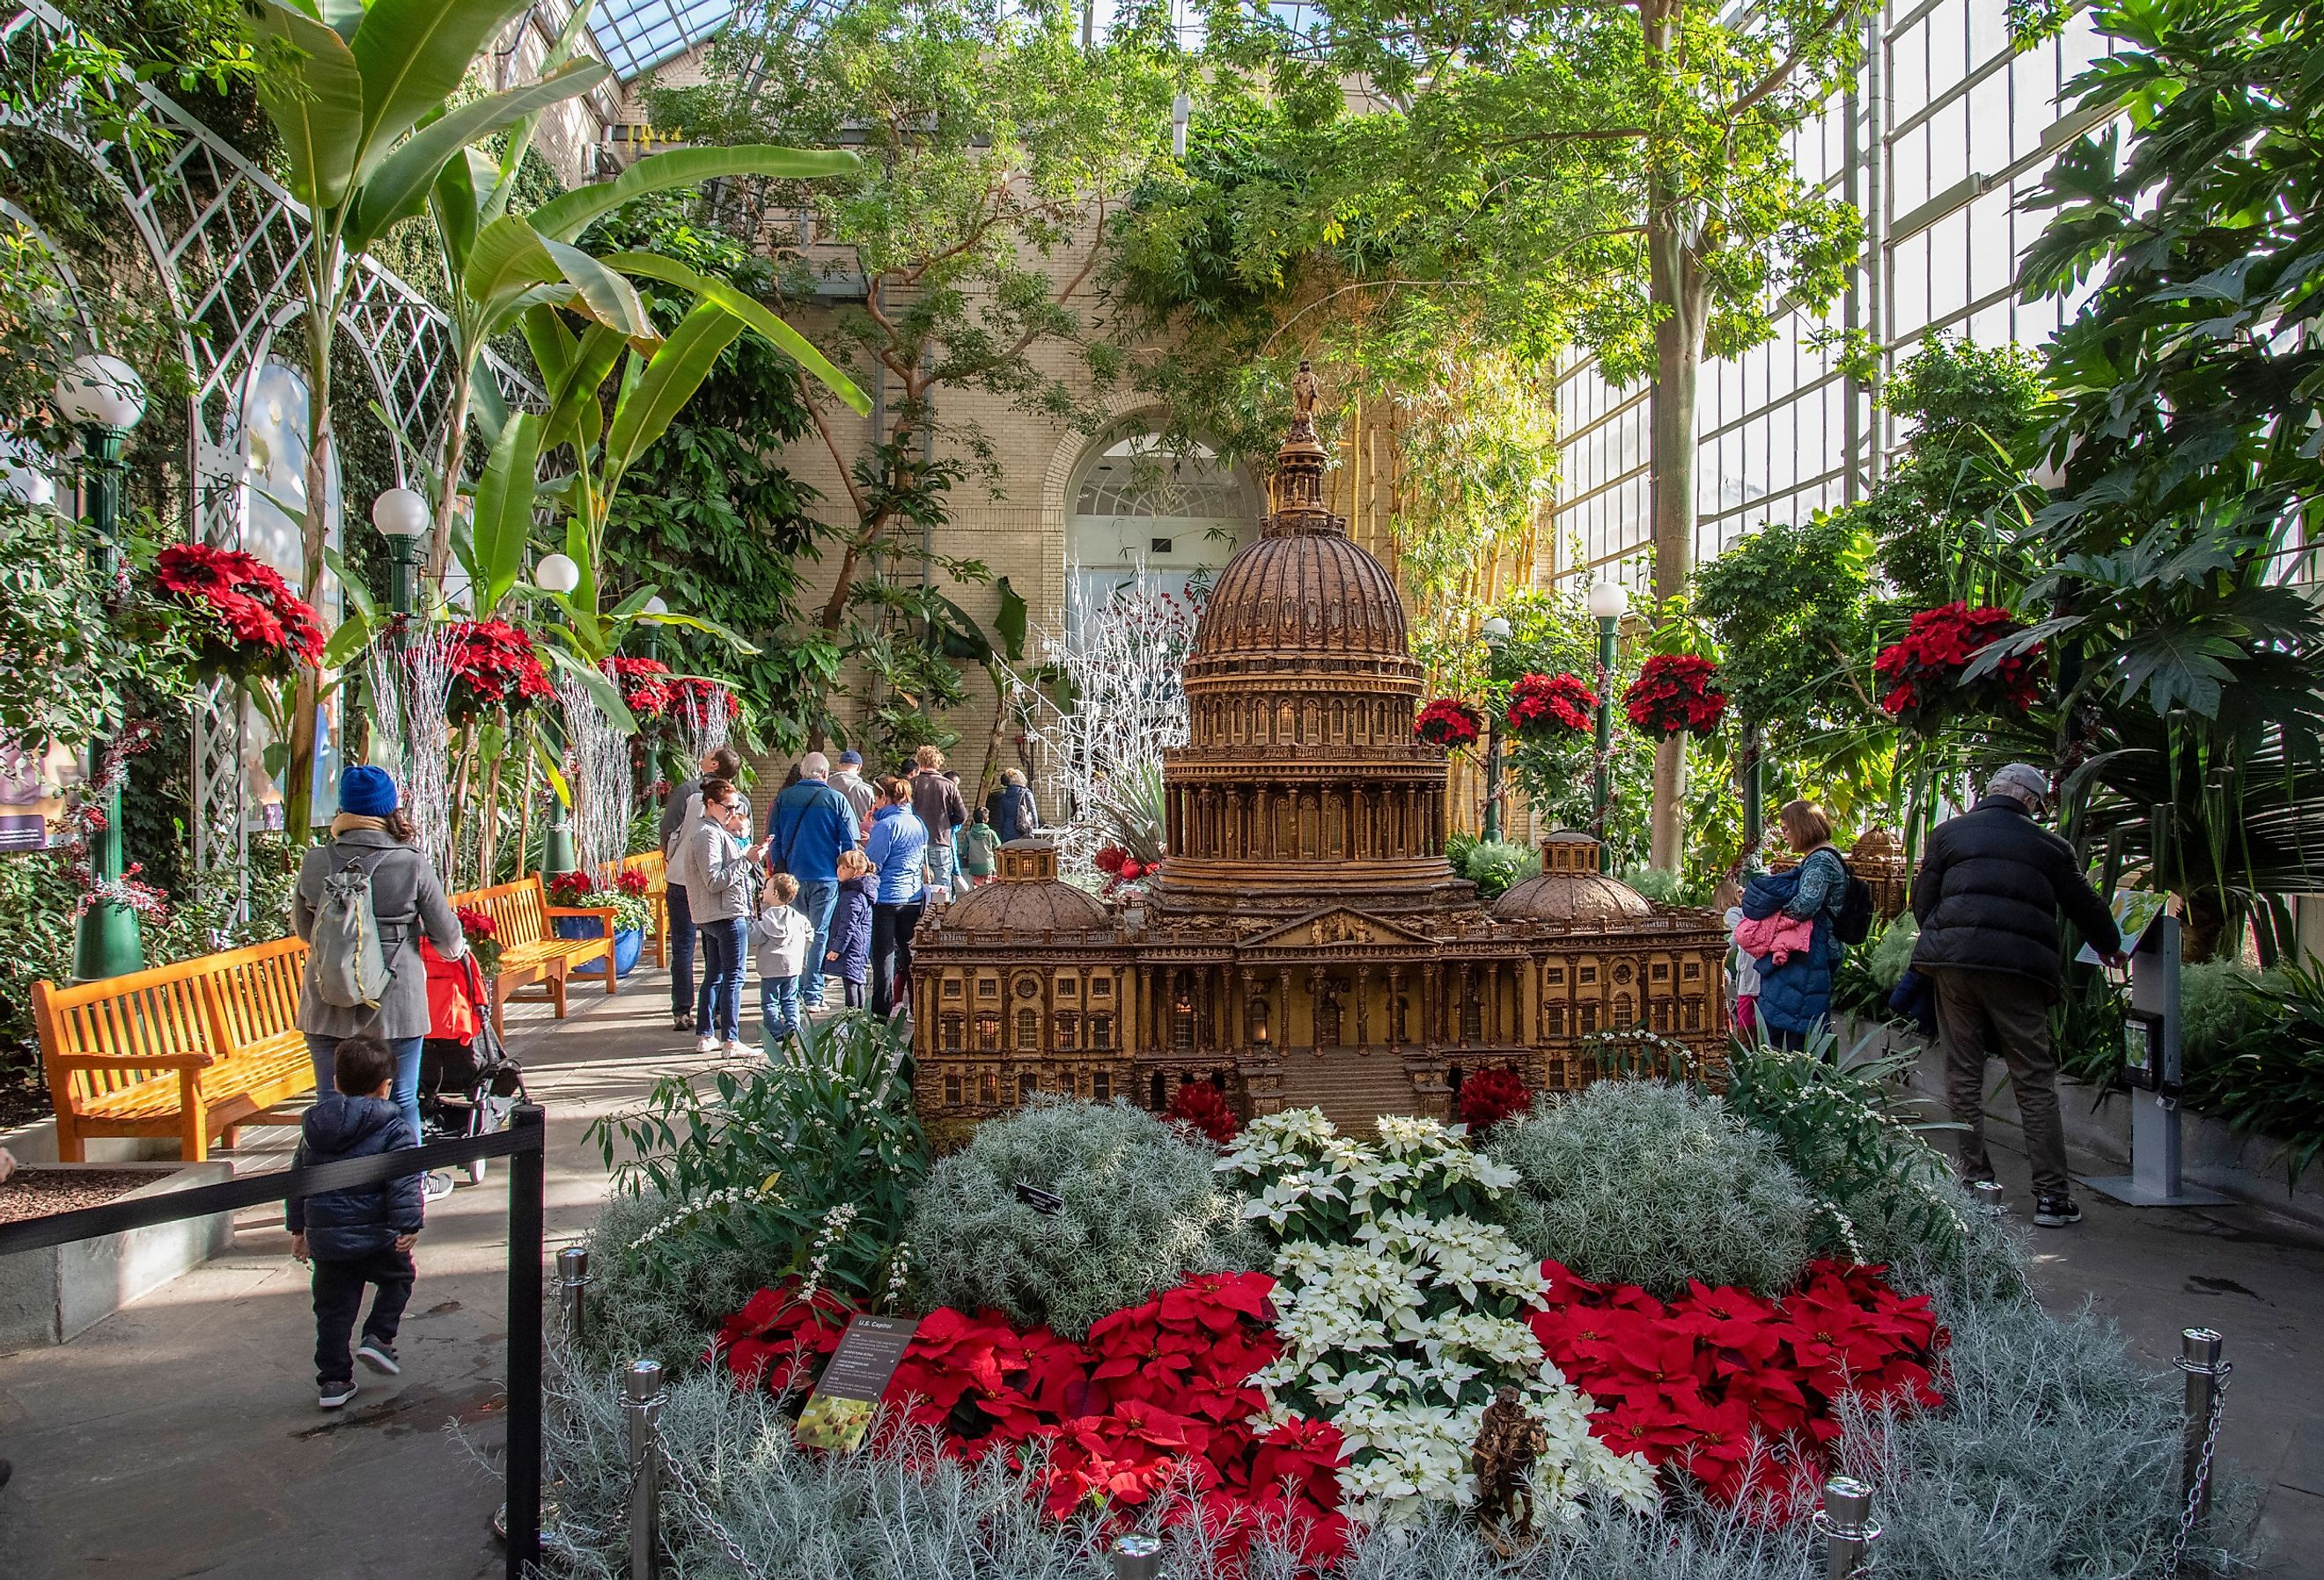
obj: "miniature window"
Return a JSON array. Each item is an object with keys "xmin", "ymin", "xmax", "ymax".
[
  {"xmin": 1578, "ymin": 966, "xmax": 1597, "ymax": 985},
  {"xmin": 1683, "ymin": 1000, "xmax": 1703, "ymax": 1031},
  {"xmin": 978, "ymin": 977, "xmax": 999, "ymax": 999},
  {"xmin": 943, "ymin": 978, "xmax": 964, "ymax": 999},
  {"xmin": 944, "ymin": 1073, "xmax": 962, "ymax": 1106},
  {"xmin": 1092, "ymin": 1070, "xmax": 1112, "ymax": 1102},
  {"xmin": 1682, "ymin": 960, "xmax": 1702, "ymax": 981},
  {"xmin": 1651, "ymin": 962, "xmax": 1671, "ymax": 981},
  {"xmin": 1057, "ymin": 977, "xmax": 1079, "ymax": 998},
  {"xmin": 941, "ymin": 1016, "xmax": 965, "ymax": 1053},
  {"xmin": 976, "ymin": 1013, "xmax": 1001, "ymax": 1051},
  {"xmin": 1091, "ymin": 976, "xmax": 1111, "ymax": 997},
  {"xmin": 1088, "ymin": 1014, "xmax": 1114, "ymax": 1050},
  {"xmin": 1544, "ymin": 966, "xmax": 1565, "ymax": 986},
  {"xmin": 1580, "ymin": 1003, "xmax": 1600, "ymax": 1033},
  {"xmin": 981, "ymin": 1071, "xmax": 999, "ymax": 1106},
  {"xmin": 1019, "ymin": 1071, "xmax": 1037, "ymax": 1102},
  {"xmin": 1015, "ymin": 976, "xmax": 1040, "ymax": 1000},
  {"xmin": 1055, "ymin": 1013, "xmax": 1078, "ymax": 1050},
  {"xmin": 1016, "ymin": 1007, "xmax": 1040, "ymax": 1048},
  {"xmin": 1546, "ymin": 1005, "xmax": 1566, "ymax": 1036}
]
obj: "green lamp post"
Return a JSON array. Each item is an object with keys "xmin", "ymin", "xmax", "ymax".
[
  {"xmin": 371, "ymin": 486, "xmax": 430, "ymax": 620},
  {"xmin": 1479, "ymin": 615, "xmax": 1511, "ymax": 843},
  {"xmin": 57, "ymin": 352, "xmax": 149, "ymax": 981},
  {"xmin": 533, "ymin": 550, "xmax": 582, "ymax": 876},
  {"xmin": 1586, "ymin": 576, "xmax": 1631, "ymax": 874}
]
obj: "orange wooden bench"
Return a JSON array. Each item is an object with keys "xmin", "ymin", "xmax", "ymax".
[
  {"xmin": 454, "ymin": 875, "xmax": 619, "ymax": 1033},
  {"xmin": 32, "ymin": 936, "xmax": 315, "ymax": 1163}
]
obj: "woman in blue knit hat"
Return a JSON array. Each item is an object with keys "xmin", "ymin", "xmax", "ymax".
[{"xmin": 291, "ymin": 766, "xmax": 467, "ymax": 1176}]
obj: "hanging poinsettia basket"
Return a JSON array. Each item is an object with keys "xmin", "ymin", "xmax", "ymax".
[
  {"xmin": 1414, "ymin": 697, "xmax": 1482, "ymax": 750},
  {"xmin": 151, "ymin": 543, "xmax": 325, "ymax": 682},
  {"xmin": 1505, "ymin": 672, "xmax": 1598, "ymax": 740},
  {"xmin": 1874, "ymin": 602, "xmax": 2045, "ymax": 730},
  {"xmin": 445, "ymin": 620, "xmax": 553, "ymax": 724},
  {"xmin": 667, "ymin": 675, "xmax": 737, "ymax": 731},
  {"xmin": 1622, "ymin": 654, "xmax": 1728, "ymax": 739},
  {"xmin": 605, "ymin": 656, "xmax": 675, "ymax": 719}
]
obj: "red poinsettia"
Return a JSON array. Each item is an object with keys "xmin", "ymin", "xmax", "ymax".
[
  {"xmin": 1454, "ymin": 1067, "xmax": 1532, "ymax": 1133},
  {"xmin": 1165, "ymin": 1080, "xmax": 1241, "ymax": 1145},
  {"xmin": 152, "ymin": 542, "xmax": 325, "ymax": 680},
  {"xmin": 1622, "ymin": 655, "xmax": 1728, "ymax": 739},
  {"xmin": 1414, "ymin": 697, "xmax": 1482, "ymax": 750},
  {"xmin": 1873, "ymin": 602, "xmax": 2045, "ymax": 726},
  {"xmin": 1531, "ymin": 1258, "xmax": 1945, "ymax": 1508},
  {"xmin": 617, "ymin": 868, "xmax": 650, "ymax": 896},
  {"xmin": 545, "ymin": 870, "xmax": 597, "ymax": 906},
  {"xmin": 667, "ymin": 675, "xmax": 736, "ymax": 730},
  {"xmin": 444, "ymin": 620, "xmax": 553, "ymax": 722},
  {"xmin": 716, "ymin": 1270, "xmax": 1338, "ymax": 1562},
  {"xmin": 605, "ymin": 656, "xmax": 675, "ymax": 718},
  {"xmin": 1505, "ymin": 672, "xmax": 1598, "ymax": 738}
]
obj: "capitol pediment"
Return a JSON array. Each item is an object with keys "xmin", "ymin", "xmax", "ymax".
[{"xmin": 1240, "ymin": 906, "xmax": 1434, "ymax": 953}]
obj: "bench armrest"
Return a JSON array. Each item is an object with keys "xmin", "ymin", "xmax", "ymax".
[
  {"xmin": 545, "ymin": 905, "xmax": 621, "ymax": 926},
  {"xmin": 48, "ymin": 1052, "xmax": 218, "ymax": 1071}
]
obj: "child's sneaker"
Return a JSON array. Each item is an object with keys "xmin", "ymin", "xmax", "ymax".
[
  {"xmin": 319, "ymin": 1378, "xmax": 357, "ymax": 1409},
  {"xmin": 357, "ymin": 1339, "xmax": 401, "ymax": 1376}
]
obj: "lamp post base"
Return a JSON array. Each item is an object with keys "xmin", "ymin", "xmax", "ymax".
[
  {"xmin": 72, "ymin": 900, "xmax": 145, "ymax": 982},
  {"xmin": 543, "ymin": 825, "xmax": 577, "ymax": 877}
]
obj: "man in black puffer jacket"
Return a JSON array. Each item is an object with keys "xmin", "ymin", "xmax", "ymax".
[
  {"xmin": 289, "ymin": 1035, "xmax": 424, "ymax": 1409},
  {"xmin": 1912, "ymin": 762, "xmax": 2123, "ymax": 1230}
]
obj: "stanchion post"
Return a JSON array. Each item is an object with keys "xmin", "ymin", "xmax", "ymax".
[
  {"xmin": 505, "ymin": 1106, "xmax": 546, "ymax": 1580},
  {"xmin": 558, "ymin": 1245, "xmax": 591, "ymax": 1348},
  {"xmin": 1972, "ymin": 1179, "xmax": 2004, "ymax": 1215},
  {"xmin": 627, "ymin": 1359, "xmax": 666, "ymax": 1579},
  {"xmin": 1818, "ymin": 1475, "xmax": 1879, "ymax": 1580},
  {"xmin": 1110, "ymin": 1532, "xmax": 1162, "ymax": 1580},
  {"xmin": 2180, "ymin": 1326, "xmax": 2225, "ymax": 1576}
]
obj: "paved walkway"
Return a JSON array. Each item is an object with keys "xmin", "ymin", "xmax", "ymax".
[{"xmin": 1, "ymin": 975, "xmax": 2320, "ymax": 1577}]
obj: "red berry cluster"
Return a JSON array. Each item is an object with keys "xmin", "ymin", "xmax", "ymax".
[
  {"xmin": 152, "ymin": 543, "xmax": 325, "ymax": 680},
  {"xmin": 1622, "ymin": 654, "xmax": 1728, "ymax": 739}
]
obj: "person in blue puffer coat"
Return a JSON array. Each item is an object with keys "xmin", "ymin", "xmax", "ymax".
[
  {"xmin": 825, "ymin": 849, "xmax": 876, "ymax": 1010},
  {"xmin": 863, "ymin": 776, "xmax": 930, "ymax": 1018},
  {"xmin": 1739, "ymin": 799, "xmax": 1852, "ymax": 1049}
]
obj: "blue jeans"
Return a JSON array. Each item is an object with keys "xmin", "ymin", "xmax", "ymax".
[
  {"xmin": 793, "ymin": 878, "xmax": 839, "ymax": 1008},
  {"xmin": 925, "ymin": 841, "xmax": 958, "ymax": 899},
  {"xmin": 305, "ymin": 1033, "xmax": 424, "ymax": 1143},
  {"xmin": 761, "ymin": 976, "xmax": 800, "ymax": 1045},
  {"xmin": 666, "ymin": 882, "xmax": 695, "ymax": 1023},
  {"xmin": 695, "ymin": 918, "xmax": 747, "ymax": 1042}
]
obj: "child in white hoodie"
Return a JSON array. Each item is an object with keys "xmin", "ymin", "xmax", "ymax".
[{"xmin": 752, "ymin": 871, "xmax": 813, "ymax": 1048}]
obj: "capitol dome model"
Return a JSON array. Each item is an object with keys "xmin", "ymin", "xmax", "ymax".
[{"xmin": 911, "ymin": 368, "xmax": 1730, "ymax": 1135}]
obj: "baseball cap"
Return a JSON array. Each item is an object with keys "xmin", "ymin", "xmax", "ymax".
[
  {"xmin": 1987, "ymin": 762, "xmax": 2052, "ymax": 810},
  {"xmin": 838, "ymin": 750, "xmax": 863, "ymax": 767}
]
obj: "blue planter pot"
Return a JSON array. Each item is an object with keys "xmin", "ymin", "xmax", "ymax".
[{"xmin": 553, "ymin": 917, "xmax": 645, "ymax": 978}]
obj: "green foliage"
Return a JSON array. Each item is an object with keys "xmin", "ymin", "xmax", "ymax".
[
  {"xmin": 1722, "ymin": 1028, "xmax": 2022, "ymax": 1300},
  {"xmin": 1692, "ymin": 513, "xmax": 1879, "ymax": 753},
  {"xmin": 575, "ymin": 1186, "xmax": 762, "ymax": 1376},
  {"xmin": 585, "ymin": 1011, "xmax": 926, "ymax": 1328},
  {"xmin": 0, "ymin": 500, "xmax": 192, "ymax": 750},
  {"xmin": 906, "ymin": 1097, "xmax": 1261, "ymax": 1339},
  {"xmin": 2181, "ymin": 961, "xmax": 2324, "ymax": 1187},
  {"xmin": 1445, "ymin": 833, "xmax": 1539, "ymax": 901},
  {"xmin": 1489, "ymin": 1082, "xmax": 1817, "ymax": 1297},
  {"xmin": 1840, "ymin": 1288, "xmax": 2259, "ymax": 1580}
]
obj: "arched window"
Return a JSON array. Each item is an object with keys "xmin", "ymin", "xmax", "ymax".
[{"xmin": 1068, "ymin": 432, "xmax": 1254, "ymax": 640}]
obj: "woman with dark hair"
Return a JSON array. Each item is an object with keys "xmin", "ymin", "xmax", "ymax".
[
  {"xmin": 1738, "ymin": 798, "xmax": 1851, "ymax": 1049},
  {"xmin": 292, "ymin": 766, "xmax": 466, "ymax": 1177}
]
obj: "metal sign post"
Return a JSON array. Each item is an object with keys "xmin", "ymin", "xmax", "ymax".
[{"xmin": 2083, "ymin": 914, "xmax": 2226, "ymax": 1209}]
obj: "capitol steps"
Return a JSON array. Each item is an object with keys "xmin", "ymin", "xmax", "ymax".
[{"xmin": 1271, "ymin": 1047, "xmax": 1427, "ymax": 1136}]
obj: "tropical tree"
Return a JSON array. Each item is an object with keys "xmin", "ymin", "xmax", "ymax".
[{"xmin": 244, "ymin": 0, "xmax": 607, "ymax": 830}]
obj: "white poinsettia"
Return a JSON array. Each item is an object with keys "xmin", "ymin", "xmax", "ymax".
[{"xmin": 1223, "ymin": 1107, "xmax": 1657, "ymax": 1528}]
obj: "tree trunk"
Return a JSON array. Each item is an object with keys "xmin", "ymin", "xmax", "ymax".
[
  {"xmin": 425, "ymin": 371, "xmax": 474, "ymax": 587},
  {"xmin": 1645, "ymin": 217, "xmax": 1708, "ymax": 873}
]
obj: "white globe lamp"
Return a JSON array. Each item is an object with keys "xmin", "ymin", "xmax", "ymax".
[{"xmin": 535, "ymin": 552, "xmax": 581, "ymax": 596}]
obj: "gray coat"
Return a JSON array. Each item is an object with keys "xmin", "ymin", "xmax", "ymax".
[
  {"xmin": 685, "ymin": 818, "xmax": 758, "ymax": 922},
  {"xmin": 292, "ymin": 829, "xmax": 466, "ymax": 1040}
]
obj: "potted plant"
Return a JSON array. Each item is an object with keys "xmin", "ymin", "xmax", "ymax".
[{"xmin": 545, "ymin": 868, "xmax": 651, "ymax": 977}]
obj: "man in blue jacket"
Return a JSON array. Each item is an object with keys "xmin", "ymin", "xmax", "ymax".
[
  {"xmin": 765, "ymin": 751, "xmax": 859, "ymax": 1012},
  {"xmin": 289, "ymin": 1035, "xmax": 423, "ymax": 1409}
]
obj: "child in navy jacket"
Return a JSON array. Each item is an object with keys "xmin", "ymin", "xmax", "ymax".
[{"xmin": 289, "ymin": 1034, "xmax": 424, "ymax": 1408}]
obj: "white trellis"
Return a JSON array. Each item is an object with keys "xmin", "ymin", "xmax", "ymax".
[{"xmin": 1, "ymin": 0, "xmax": 541, "ymax": 893}]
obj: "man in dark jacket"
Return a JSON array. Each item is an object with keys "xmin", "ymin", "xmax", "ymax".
[
  {"xmin": 908, "ymin": 746, "xmax": 969, "ymax": 899},
  {"xmin": 1911, "ymin": 763, "xmax": 2123, "ymax": 1228},
  {"xmin": 290, "ymin": 1035, "xmax": 424, "ymax": 1408}
]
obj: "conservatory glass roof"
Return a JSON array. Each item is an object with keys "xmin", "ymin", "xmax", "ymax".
[{"xmin": 589, "ymin": 0, "xmax": 736, "ymax": 79}]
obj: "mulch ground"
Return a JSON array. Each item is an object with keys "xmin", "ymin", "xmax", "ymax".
[{"xmin": 0, "ymin": 1169, "xmax": 154, "ymax": 1224}]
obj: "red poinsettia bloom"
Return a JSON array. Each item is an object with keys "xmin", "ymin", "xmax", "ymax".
[
  {"xmin": 1873, "ymin": 602, "xmax": 2044, "ymax": 727},
  {"xmin": 1622, "ymin": 654, "xmax": 1728, "ymax": 739},
  {"xmin": 444, "ymin": 620, "xmax": 553, "ymax": 722},
  {"xmin": 545, "ymin": 870, "xmax": 597, "ymax": 905},
  {"xmin": 1454, "ymin": 1067, "xmax": 1531, "ymax": 1133},
  {"xmin": 1165, "ymin": 1079, "xmax": 1241, "ymax": 1144},
  {"xmin": 666, "ymin": 675, "xmax": 736, "ymax": 730},
  {"xmin": 1505, "ymin": 672, "xmax": 1598, "ymax": 738},
  {"xmin": 152, "ymin": 542, "xmax": 326, "ymax": 680},
  {"xmin": 454, "ymin": 905, "xmax": 496, "ymax": 940},
  {"xmin": 1414, "ymin": 697, "xmax": 1482, "ymax": 749},
  {"xmin": 605, "ymin": 655, "xmax": 676, "ymax": 718},
  {"xmin": 617, "ymin": 868, "xmax": 650, "ymax": 896}
]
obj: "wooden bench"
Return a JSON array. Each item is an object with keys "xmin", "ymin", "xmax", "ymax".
[
  {"xmin": 33, "ymin": 936, "xmax": 316, "ymax": 1162},
  {"xmin": 455, "ymin": 875, "xmax": 619, "ymax": 1034}
]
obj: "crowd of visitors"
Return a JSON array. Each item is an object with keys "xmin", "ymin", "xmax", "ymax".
[{"xmin": 657, "ymin": 746, "xmax": 1041, "ymax": 1046}]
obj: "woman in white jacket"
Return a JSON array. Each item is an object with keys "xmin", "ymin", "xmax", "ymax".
[{"xmin": 681, "ymin": 776, "xmax": 768, "ymax": 1055}]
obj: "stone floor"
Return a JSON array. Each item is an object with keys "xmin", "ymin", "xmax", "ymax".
[{"xmin": 1, "ymin": 974, "xmax": 2320, "ymax": 1577}]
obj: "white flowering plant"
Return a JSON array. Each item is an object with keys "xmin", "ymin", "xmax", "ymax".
[
  {"xmin": 1219, "ymin": 1109, "xmax": 1658, "ymax": 1526},
  {"xmin": 586, "ymin": 1010, "xmax": 925, "ymax": 1304}
]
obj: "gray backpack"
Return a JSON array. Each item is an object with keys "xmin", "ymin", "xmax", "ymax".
[{"xmin": 310, "ymin": 851, "xmax": 393, "ymax": 1010}]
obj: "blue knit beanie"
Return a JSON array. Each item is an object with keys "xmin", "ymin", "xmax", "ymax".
[{"xmin": 338, "ymin": 765, "xmax": 400, "ymax": 817}]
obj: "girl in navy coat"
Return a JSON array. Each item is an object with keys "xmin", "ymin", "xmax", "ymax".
[{"xmin": 827, "ymin": 849, "xmax": 875, "ymax": 1009}]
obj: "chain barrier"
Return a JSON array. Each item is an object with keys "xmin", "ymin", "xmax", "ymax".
[
  {"xmin": 2166, "ymin": 1333, "xmax": 2232, "ymax": 1580},
  {"xmin": 652, "ymin": 1436, "xmax": 775, "ymax": 1580}
]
